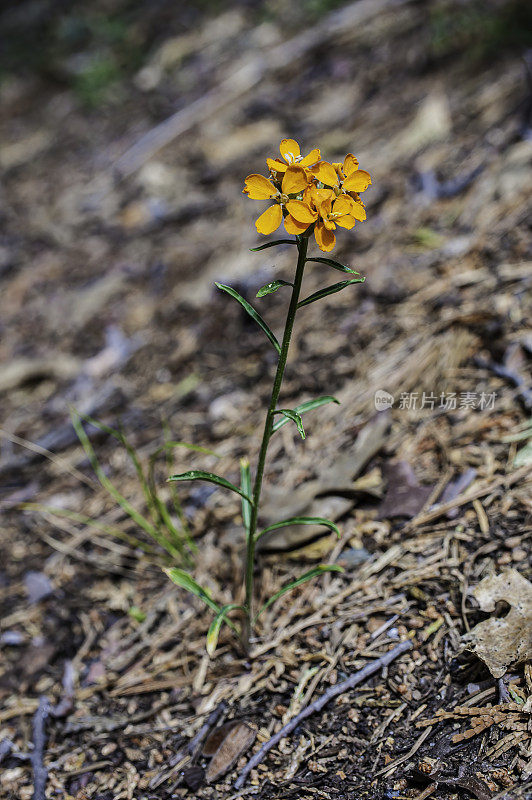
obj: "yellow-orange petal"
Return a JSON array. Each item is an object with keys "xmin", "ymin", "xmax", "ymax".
[
  {"xmin": 332, "ymin": 195, "xmax": 355, "ymax": 216},
  {"xmin": 286, "ymin": 200, "xmax": 317, "ymax": 224},
  {"xmin": 299, "ymin": 148, "xmax": 321, "ymax": 167},
  {"xmin": 317, "ymin": 196, "xmax": 332, "ymax": 218},
  {"xmin": 343, "ymin": 169, "xmax": 372, "ymax": 193},
  {"xmin": 342, "ymin": 153, "xmax": 359, "ymax": 176},
  {"xmin": 244, "ymin": 174, "xmax": 277, "ymax": 200},
  {"xmin": 307, "ymin": 186, "xmax": 334, "ymax": 206},
  {"xmin": 315, "ymin": 221, "xmax": 335, "ymax": 252},
  {"xmin": 335, "ymin": 214, "xmax": 356, "ymax": 230},
  {"xmin": 266, "ymin": 158, "xmax": 288, "ymax": 173},
  {"xmin": 350, "ymin": 202, "xmax": 366, "ymax": 221},
  {"xmin": 284, "ymin": 215, "xmax": 310, "ymax": 235},
  {"xmin": 312, "ymin": 161, "xmax": 338, "ymax": 187},
  {"xmin": 279, "ymin": 138, "xmax": 300, "ymax": 163},
  {"xmin": 255, "ymin": 203, "xmax": 283, "ymax": 235},
  {"xmin": 281, "ymin": 165, "xmax": 309, "ymax": 195}
]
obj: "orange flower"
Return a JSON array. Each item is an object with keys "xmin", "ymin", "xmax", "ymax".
[
  {"xmin": 312, "ymin": 154, "xmax": 372, "ymax": 196},
  {"xmin": 313, "ymin": 194, "xmax": 366, "ymax": 253},
  {"xmin": 267, "ymin": 139, "xmax": 321, "ymax": 174},
  {"xmin": 243, "ymin": 141, "xmax": 372, "ymax": 251},
  {"xmin": 243, "ymin": 166, "xmax": 315, "ymax": 235}
]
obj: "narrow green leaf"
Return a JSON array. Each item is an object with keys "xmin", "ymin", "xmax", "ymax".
[
  {"xmin": 272, "ymin": 395, "xmax": 339, "ymax": 433},
  {"xmin": 159, "ymin": 425, "xmax": 193, "ymax": 556},
  {"xmin": 275, "ymin": 409, "xmax": 305, "ymax": 439},
  {"xmin": 298, "ymin": 278, "xmax": 365, "ymax": 308},
  {"xmin": 149, "ymin": 440, "xmax": 220, "ymax": 501},
  {"xmin": 306, "ymin": 257, "xmax": 361, "ymax": 275},
  {"xmin": 240, "ymin": 458, "xmax": 252, "ymax": 536},
  {"xmin": 215, "ymin": 283, "xmax": 281, "ymax": 354},
  {"xmin": 168, "ymin": 470, "xmax": 253, "ymax": 504},
  {"xmin": 70, "ymin": 408, "xmax": 182, "ymax": 560},
  {"xmin": 255, "ymin": 565, "xmax": 344, "ymax": 619},
  {"xmin": 256, "ymin": 280, "xmax": 293, "ymax": 298},
  {"xmin": 74, "ymin": 411, "xmax": 156, "ymax": 516},
  {"xmin": 250, "ymin": 239, "xmax": 296, "ymax": 251},
  {"xmin": 163, "ymin": 567, "xmax": 221, "ymax": 615},
  {"xmin": 206, "ymin": 604, "xmax": 242, "ymax": 657},
  {"xmin": 256, "ymin": 516, "xmax": 341, "ymax": 542}
]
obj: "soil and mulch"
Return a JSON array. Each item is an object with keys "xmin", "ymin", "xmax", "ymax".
[{"xmin": 1, "ymin": 1, "xmax": 531, "ymax": 798}]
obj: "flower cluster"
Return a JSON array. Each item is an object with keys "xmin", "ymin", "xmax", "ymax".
[{"xmin": 243, "ymin": 139, "xmax": 371, "ymax": 252}]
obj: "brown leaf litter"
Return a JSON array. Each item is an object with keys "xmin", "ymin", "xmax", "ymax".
[{"xmin": 1, "ymin": 0, "xmax": 532, "ymax": 798}]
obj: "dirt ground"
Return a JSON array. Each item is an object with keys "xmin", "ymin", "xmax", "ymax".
[{"xmin": 1, "ymin": 1, "xmax": 531, "ymax": 798}]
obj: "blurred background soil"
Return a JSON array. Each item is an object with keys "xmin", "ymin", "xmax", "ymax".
[{"xmin": 0, "ymin": 0, "xmax": 531, "ymax": 798}]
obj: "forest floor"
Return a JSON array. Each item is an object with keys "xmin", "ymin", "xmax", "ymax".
[{"xmin": 1, "ymin": 1, "xmax": 531, "ymax": 798}]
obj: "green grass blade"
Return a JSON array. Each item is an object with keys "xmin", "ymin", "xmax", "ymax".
[
  {"xmin": 21, "ymin": 503, "xmax": 161, "ymax": 556},
  {"xmin": 256, "ymin": 516, "xmax": 341, "ymax": 542},
  {"xmin": 148, "ymin": 440, "xmax": 220, "ymax": 503},
  {"xmin": 159, "ymin": 425, "xmax": 195, "ymax": 552},
  {"xmin": 306, "ymin": 257, "xmax": 361, "ymax": 274},
  {"xmin": 74, "ymin": 411, "xmax": 155, "ymax": 513},
  {"xmin": 72, "ymin": 411, "xmax": 187, "ymax": 558},
  {"xmin": 70, "ymin": 408, "xmax": 182, "ymax": 558},
  {"xmin": 298, "ymin": 278, "xmax": 365, "ymax": 308},
  {"xmin": 168, "ymin": 470, "xmax": 254, "ymax": 503},
  {"xmin": 272, "ymin": 396, "xmax": 339, "ymax": 433},
  {"xmin": 215, "ymin": 283, "xmax": 281, "ymax": 354},
  {"xmin": 255, "ymin": 565, "xmax": 344, "ymax": 619},
  {"xmin": 275, "ymin": 409, "xmax": 305, "ymax": 439},
  {"xmin": 256, "ymin": 280, "xmax": 293, "ymax": 298},
  {"xmin": 250, "ymin": 239, "xmax": 296, "ymax": 251}
]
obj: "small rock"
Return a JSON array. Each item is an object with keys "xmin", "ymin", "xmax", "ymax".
[
  {"xmin": 24, "ymin": 571, "xmax": 53, "ymax": 603},
  {"xmin": 0, "ymin": 630, "xmax": 25, "ymax": 645}
]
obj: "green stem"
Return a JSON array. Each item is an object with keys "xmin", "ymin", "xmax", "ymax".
[{"xmin": 243, "ymin": 235, "xmax": 308, "ymax": 649}]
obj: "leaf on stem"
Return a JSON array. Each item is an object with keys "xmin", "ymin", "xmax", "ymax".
[
  {"xmin": 255, "ymin": 564, "xmax": 344, "ymax": 619},
  {"xmin": 168, "ymin": 470, "xmax": 253, "ymax": 503},
  {"xmin": 256, "ymin": 280, "xmax": 293, "ymax": 298},
  {"xmin": 163, "ymin": 568, "xmax": 221, "ymax": 614},
  {"xmin": 272, "ymin": 395, "xmax": 339, "ymax": 433},
  {"xmin": 206, "ymin": 604, "xmax": 242, "ymax": 657},
  {"xmin": 240, "ymin": 459, "xmax": 252, "ymax": 536},
  {"xmin": 298, "ymin": 278, "xmax": 365, "ymax": 308},
  {"xmin": 250, "ymin": 239, "xmax": 296, "ymax": 251},
  {"xmin": 274, "ymin": 409, "xmax": 305, "ymax": 439},
  {"xmin": 256, "ymin": 516, "xmax": 340, "ymax": 542},
  {"xmin": 306, "ymin": 257, "xmax": 361, "ymax": 275},
  {"xmin": 215, "ymin": 283, "xmax": 281, "ymax": 354},
  {"xmin": 164, "ymin": 569, "xmax": 240, "ymax": 635}
]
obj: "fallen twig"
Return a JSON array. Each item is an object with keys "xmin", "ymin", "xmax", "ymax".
[
  {"xmin": 188, "ymin": 700, "xmax": 227, "ymax": 757},
  {"xmin": 437, "ymin": 468, "xmax": 477, "ymax": 519},
  {"xmin": 51, "ymin": 660, "xmax": 75, "ymax": 719},
  {"xmin": 234, "ymin": 639, "xmax": 412, "ymax": 789},
  {"xmin": 474, "ymin": 356, "xmax": 532, "ymax": 411},
  {"xmin": 0, "ymin": 738, "xmax": 14, "ymax": 764},
  {"xmin": 149, "ymin": 701, "xmax": 227, "ymax": 790},
  {"xmin": 31, "ymin": 697, "xmax": 50, "ymax": 800},
  {"xmin": 405, "ymin": 464, "xmax": 532, "ymax": 529}
]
